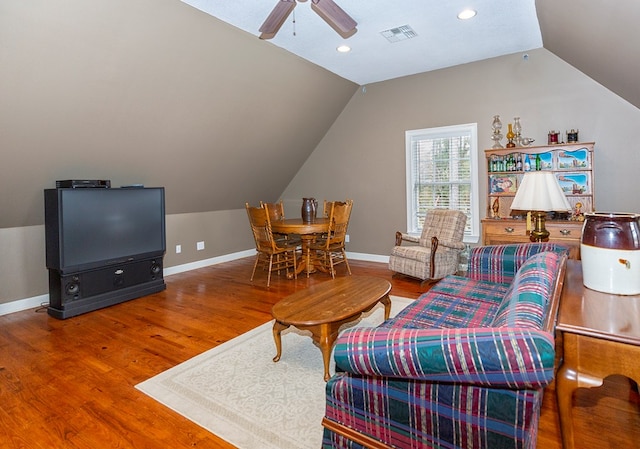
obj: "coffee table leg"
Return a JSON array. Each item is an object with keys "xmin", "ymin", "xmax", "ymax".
[
  {"xmin": 380, "ymin": 294, "xmax": 392, "ymax": 320},
  {"xmin": 317, "ymin": 323, "xmax": 340, "ymax": 381},
  {"xmin": 272, "ymin": 321, "xmax": 290, "ymax": 362}
]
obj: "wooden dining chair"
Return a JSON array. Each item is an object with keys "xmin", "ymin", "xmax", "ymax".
[
  {"xmin": 260, "ymin": 200, "xmax": 285, "ymax": 221},
  {"xmin": 260, "ymin": 200, "xmax": 301, "ymax": 246},
  {"xmin": 322, "ymin": 200, "xmax": 334, "ymax": 218},
  {"xmin": 308, "ymin": 199, "xmax": 353, "ymax": 278},
  {"xmin": 245, "ymin": 203, "xmax": 298, "ymax": 287}
]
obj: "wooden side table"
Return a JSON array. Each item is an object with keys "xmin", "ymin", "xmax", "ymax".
[{"xmin": 556, "ymin": 260, "xmax": 640, "ymax": 449}]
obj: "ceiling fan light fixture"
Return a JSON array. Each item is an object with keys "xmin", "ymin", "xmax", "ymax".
[{"xmin": 457, "ymin": 9, "xmax": 477, "ymax": 20}]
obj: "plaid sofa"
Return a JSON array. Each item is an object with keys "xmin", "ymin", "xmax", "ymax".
[{"xmin": 322, "ymin": 243, "xmax": 569, "ymax": 449}]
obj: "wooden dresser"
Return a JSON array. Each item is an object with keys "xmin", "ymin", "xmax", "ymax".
[
  {"xmin": 482, "ymin": 218, "xmax": 583, "ymax": 259},
  {"xmin": 482, "ymin": 142, "xmax": 594, "ymax": 260}
]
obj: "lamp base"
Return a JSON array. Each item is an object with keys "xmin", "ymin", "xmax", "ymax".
[{"xmin": 529, "ymin": 211, "xmax": 550, "ymax": 242}]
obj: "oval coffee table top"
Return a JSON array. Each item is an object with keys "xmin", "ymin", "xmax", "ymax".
[{"xmin": 271, "ymin": 276, "xmax": 391, "ymax": 327}]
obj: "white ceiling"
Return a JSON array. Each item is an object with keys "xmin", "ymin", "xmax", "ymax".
[{"xmin": 181, "ymin": 0, "xmax": 543, "ymax": 86}]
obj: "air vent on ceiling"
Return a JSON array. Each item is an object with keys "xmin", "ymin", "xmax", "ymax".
[{"xmin": 380, "ymin": 25, "xmax": 417, "ymax": 43}]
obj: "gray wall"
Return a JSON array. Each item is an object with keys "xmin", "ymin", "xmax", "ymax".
[
  {"xmin": 2, "ymin": 2, "xmax": 640, "ymax": 307},
  {"xmin": 0, "ymin": 0, "xmax": 355, "ymax": 305},
  {"xmin": 282, "ymin": 48, "xmax": 640, "ymax": 255}
]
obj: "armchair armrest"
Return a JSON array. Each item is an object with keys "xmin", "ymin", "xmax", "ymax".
[
  {"xmin": 395, "ymin": 231, "xmax": 419, "ymax": 246},
  {"xmin": 394, "ymin": 232, "xmax": 464, "ymax": 251},
  {"xmin": 334, "ymin": 326, "xmax": 555, "ymax": 388},
  {"xmin": 436, "ymin": 238, "xmax": 465, "ymax": 251}
]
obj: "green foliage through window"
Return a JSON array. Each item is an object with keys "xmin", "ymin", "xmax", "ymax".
[{"xmin": 406, "ymin": 124, "xmax": 479, "ymax": 241}]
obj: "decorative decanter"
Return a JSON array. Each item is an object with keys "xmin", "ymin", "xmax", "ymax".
[{"xmin": 490, "ymin": 115, "xmax": 503, "ymax": 149}]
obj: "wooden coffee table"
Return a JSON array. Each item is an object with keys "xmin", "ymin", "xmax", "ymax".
[{"xmin": 271, "ymin": 276, "xmax": 392, "ymax": 381}]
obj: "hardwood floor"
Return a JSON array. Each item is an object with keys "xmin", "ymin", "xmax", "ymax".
[{"xmin": 0, "ymin": 257, "xmax": 638, "ymax": 448}]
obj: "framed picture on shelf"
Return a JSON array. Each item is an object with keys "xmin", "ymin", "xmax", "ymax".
[
  {"xmin": 530, "ymin": 151, "xmax": 553, "ymax": 170},
  {"xmin": 489, "ymin": 174, "xmax": 517, "ymax": 194},
  {"xmin": 556, "ymin": 148, "xmax": 591, "ymax": 170},
  {"xmin": 556, "ymin": 172, "xmax": 590, "ymax": 195}
]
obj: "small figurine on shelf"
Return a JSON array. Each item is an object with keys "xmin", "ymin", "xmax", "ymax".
[
  {"xmin": 520, "ymin": 137, "xmax": 535, "ymax": 146},
  {"xmin": 570, "ymin": 202, "xmax": 585, "ymax": 221},
  {"xmin": 491, "ymin": 197, "xmax": 500, "ymax": 219}
]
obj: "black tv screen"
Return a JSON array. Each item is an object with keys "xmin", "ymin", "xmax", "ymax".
[{"xmin": 45, "ymin": 188, "xmax": 166, "ymax": 274}]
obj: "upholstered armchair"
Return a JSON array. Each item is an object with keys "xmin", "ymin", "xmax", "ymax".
[{"xmin": 389, "ymin": 209, "xmax": 467, "ymax": 283}]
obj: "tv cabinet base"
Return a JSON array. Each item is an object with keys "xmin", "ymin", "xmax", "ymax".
[{"xmin": 47, "ymin": 279, "xmax": 166, "ymax": 319}]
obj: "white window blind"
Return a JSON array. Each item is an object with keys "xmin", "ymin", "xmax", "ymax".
[{"xmin": 405, "ymin": 124, "xmax": 479, "ymax": 242}]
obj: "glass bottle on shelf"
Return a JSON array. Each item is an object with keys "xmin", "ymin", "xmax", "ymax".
[
  {"xmin": 524, "ymin": 154, "xmax": 531, "ymax": 171},
  {"xmin": 535, "ymin": 153, "xmax": 542, "ymax": 171}
]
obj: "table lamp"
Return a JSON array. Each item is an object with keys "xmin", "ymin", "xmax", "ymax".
[{"xmin": 510, "ymin": 171, "xmax": 571, "ymax": 242}]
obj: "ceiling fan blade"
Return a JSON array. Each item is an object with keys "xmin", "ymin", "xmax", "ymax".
[
  {"xmin": 311, "ymin": 0, "xmax": 357, "ymax": 39},
  {"xmin": 259, "ymin": 0, "xmax": 297, "ymax": 40}
]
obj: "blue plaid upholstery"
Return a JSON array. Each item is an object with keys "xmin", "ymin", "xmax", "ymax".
[{"xmin": 323, "ymin": 243, "xmax": 568, "ymax": 449}]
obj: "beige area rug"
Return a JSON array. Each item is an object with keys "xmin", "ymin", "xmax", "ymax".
[{"xmin": 136, "ymin": 295, "xmax": 414, "ymax": 449}]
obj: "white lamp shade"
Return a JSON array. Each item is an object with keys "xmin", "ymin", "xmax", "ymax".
[{"xmin": 510, "ymin": 171, "xmax": 571, "ymax": 211}]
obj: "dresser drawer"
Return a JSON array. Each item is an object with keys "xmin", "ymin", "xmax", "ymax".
[
  {"xmin": 545, "ymin": 222, "xmax": 581, "ymax": 240},
  {"xmin": 484, "ymin": 220, "xmax": 526, "ymax": 236},
  {"xmin": 482, "ymin": 219, "xmax": 582, "ymax": 259}
]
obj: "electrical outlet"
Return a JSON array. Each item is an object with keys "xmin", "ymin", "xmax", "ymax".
[
  {"xmin": 176, "ymin": 244, "xmax": 182, "ymax": 254},
  {"xmin": 197, "ymin": 241, "xmax": 205, "ymax": 251},
  {"xmin": 345, "ymin": 234, "xmax": 350, "ymax": 243}
]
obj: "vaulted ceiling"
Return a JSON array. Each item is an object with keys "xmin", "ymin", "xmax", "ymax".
[
  {"xmin": 182, "ymin": 0, "xmax": 542, "ymax": 86},
  {"xmin": 537, "ymin": 0, "xmax": 640, "ymax": 110},
  {"xmin": 183, "ymin": 0, "xmax": 640, "ymax": 109}
]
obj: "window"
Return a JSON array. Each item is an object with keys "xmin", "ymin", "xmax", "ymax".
[{"xmin": 405, "ymin": 123, "xmax": 479, "ymax": 243}]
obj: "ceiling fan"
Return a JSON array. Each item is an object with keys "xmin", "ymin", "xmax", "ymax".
[{"xmin": 259, "ymin": 0, "xmax": 357, "ymax": 40}]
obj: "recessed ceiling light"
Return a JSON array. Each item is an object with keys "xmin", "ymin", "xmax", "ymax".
[
  {"xmin": 336, "ymin": 45, "xmax": 351, "ymax": 53},
  {"xmin": 457, "ymin": 9, "xmax": 477, "ymax": 20}
]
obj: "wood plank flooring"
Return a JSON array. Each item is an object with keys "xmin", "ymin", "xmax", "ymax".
[{"xmin": 0, "ymin": 257, "xmax": 638, "ymax": 448}]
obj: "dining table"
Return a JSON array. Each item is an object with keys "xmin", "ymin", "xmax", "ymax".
[{"xmin": 270, "ymin": 217, "xmax": 330, "ymax": 277}]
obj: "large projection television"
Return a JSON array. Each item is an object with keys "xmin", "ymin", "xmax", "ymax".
[{"xmin": 45, "ymin": 187, "xmax": 167, "ymax": 319}]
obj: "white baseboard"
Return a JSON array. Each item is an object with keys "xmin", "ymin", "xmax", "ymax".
[
  {"xmin": 347, "ymin": 252, "xmax": 389, "ymax": 264},
  {"xmin": 163, "ymin": 249, "xmax": 256, "ymax": 276},
  {"xmin": 1, "ymin": 250, "xmax": 388, "ymax": 316},
  {"xmin": 0, "ymin": 294, "xmax": 49, "ymax": 317}
]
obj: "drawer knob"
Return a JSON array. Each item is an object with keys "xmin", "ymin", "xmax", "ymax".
[
  {"xmin": 504, "ymin": 227, "xmax": 514, "ymax": 233},
  {"xmin": 560, "ymin": 229, "xmax": 571, "ymax": 236}
]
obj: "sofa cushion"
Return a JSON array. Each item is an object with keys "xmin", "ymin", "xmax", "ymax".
[
  {"xmin": 383, "ymin": 276, "xmax": 508, "ymax": 330},
  {"xmin": 492, "ymin": 251, "xmax": 561, "ymax": 329},
  {"xmin": 467, "ymin": 242, "xmax": 568, "ymax": 284},
  {"xmin": 429, "ymin": 274, "xmax": 511, "ymax": 301}
]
